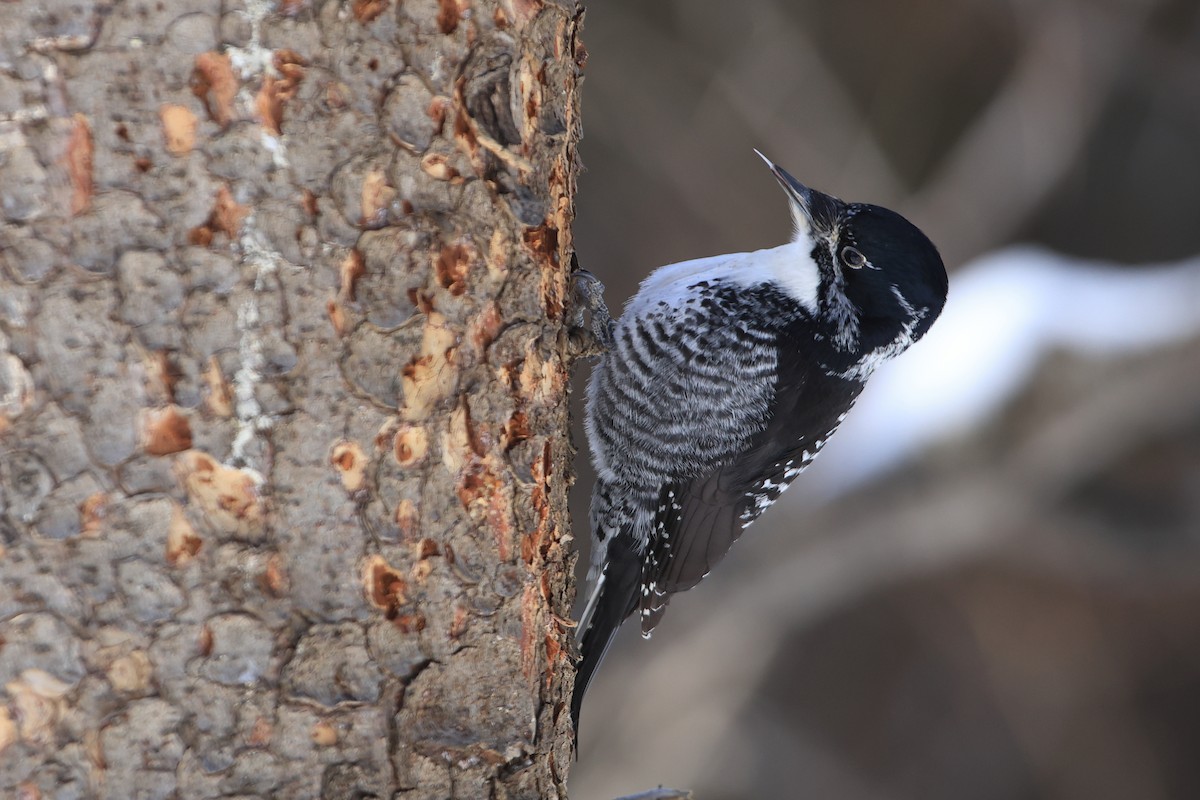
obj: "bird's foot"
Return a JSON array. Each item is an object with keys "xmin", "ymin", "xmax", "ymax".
[{"xmin": 568, "ymin": 255, "xmax": 614, "ymax": 359}]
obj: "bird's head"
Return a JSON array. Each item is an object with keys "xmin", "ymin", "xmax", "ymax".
[{"xmin": 756, "ymin": 151, "xmax": 948, "ymax": 373}]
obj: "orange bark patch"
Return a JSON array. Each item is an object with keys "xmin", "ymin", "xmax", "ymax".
[
  {"xmin": 365, "ymin": 556, "xmax": 406, "ymax": 606},
  {"xmin": 411, "ymin": 537, "xmax": 438, "ymax": 582},
  {"xmin": 176, "ymin": 451, "xmax": 265, "ymax": 537},
  {"xmin": 427, "ymin": 96, "xmax": 451, "ymax": 132},
  {"xmin": 395, "ymin": 498, "xmax": 419, "ymax": 538},
  {"xmin": 326, "ymin": 299, "xmax": 349, "ymax": 337},
  {"xmin": 191, "ymin": 185, "xmax": 249, "ymax": 243},
  {"xmin": 330, "ymin": 440, "xmax": 368, "ymax": 492},
  {"xmin": 160, "ymin": 104, "xmax": 197, "ymax": 155},
  {"xmin": 363, "ymin": 554, "xmax": 411, "ymax": 622},
  {"xmin": 435, "ymin": 241, "xmax": 472, "ymax": 296},
  {"xmin": 437, "ymin": 0, "xmax": 459, "ymax": 33},
  {"xmin": 452, "ymin": 96, "xmax": 475, "ymax": 142},
  {"xmin": 518, "ymin": 59, "xmax": 542, "ymax": 137},
  {"xmin": 256, "ymin": 78, "xmax": 283, "ymax": 136},
  {"xmin": 0, "ymin": 708, "xmax": 14, "ymax": 756},
  {"xmin": 522, "ymin": 224, "xmax": 557, "ymax": 258},
  {"xmin": 212, "ymin": 185, "xmax": 249, "ymax": 238},
  {"xmin": 79, "ymin": 492, "xmax": 107, "ymax": 537},
  {"xmin": 467, "ymin": 300, "xmax": 503, "ymax": 355},
  {"xmin": 144, "ymin": 350, "xmax": 181, "ymax": 404},
  {"xmin": 407, "ymin": 287, "xmax": 433, "ymax": 314},
  {"xmin": 188, "ymin": 226, "xmax": 213, "ymax": 247},
  {"xmin": 416, "ymin": 537, "xmax": 440, "ymax": 560},
  {"xmin": 166, "ymin": 503, "xmax": 203, "ymax": 566},
  {"xmin": 419, "ymin": 151, "xmax": 457, "ymax": 181},
  {"xmin": 247, "ymin": 716, "xmax": 273, "ymax": 747},
  {"xmin": 519, "ymin": 583, "xmax": 540, "ymax": 679},
  {"xmin": 450, "ymin": 604, "xmax": 470, "ymax": 638},
  {"xmin": 261, "ymin": 553, "xmax": 288, "ymax": 596},
  {"xmin": 501, "ymin": 410, "xmax": 530, "ymax": 450},
  {"xmin": 393, "ymin": 612, "xmax": 426, "ymax": 634},
  {"xmin": 360, "ymin": 170, "xmax": 395, "ymax": 226},
  {"xmin": 393, "ymin": 425, "xmax": 428, "ymax": 467},
  {"xmin": 400, "ymin": 312, "xmax": 458, "ymax": 420},
  {"xmin": 301, "ymin": 188, "xmax": 318, "ymax": 216},
  {"xmin": 311, "ymin": 720, "xmax": 338, "ymax": 746},
  {"xmin": 203, "ymin": 356, "xmax": 234, "ymax": 417},
  {"xmin": 198, "ymin": 624, "xmax": 214, "ymax": 656},
  {"xmin": 487, "ymin": 228, "xmax": 509, "ymax": 279},
  {"xmin": 441, "ymin": 399, "xmax": 485, "ymax": 474},
  {"xmin": 338, "ymin": 249, "xmax": 365, "ymax": 301},
  {"xmin": 64, "ymin": 114, "xmax": 93, "ymax": 215},
  {"xmin": 256, "ymin": 50, "xmax": 307, "ymax": 136},
  {"xmin": 544, "ymin": 632, "xmax": 562, "ymax": 689},
  {"xmin": 192, "ymin": 52, "xmax": 238, "ymax": 126},
  {"xmin": 524, "ymin": 224, "xmax": 563, "ymax": 319},
  {"xmin": 524, "ymin": 441, "xmax": 553, "ymax": 563},
  {"xmin": 141, "ymin": 405, "xmax": 193, "ymax": 455},
  {"xmin": 351, "ymin": 0, "xmax": 389, "ymax": 23}
]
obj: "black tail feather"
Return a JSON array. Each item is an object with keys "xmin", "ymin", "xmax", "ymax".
[{"xmin": 571, "ymin": 531, "xmax": 641, "ymax": 738}]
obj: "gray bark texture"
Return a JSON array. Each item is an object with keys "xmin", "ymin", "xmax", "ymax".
[{"xmin": 0, "ymin": 1, "xmax": 584, "ymax": 798}]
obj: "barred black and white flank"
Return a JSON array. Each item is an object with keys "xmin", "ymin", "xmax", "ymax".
[{"xmin": 571, "ymin": 152, "xmax": 949, "ymax": 733}]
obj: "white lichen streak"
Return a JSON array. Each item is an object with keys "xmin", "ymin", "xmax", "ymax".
[
  {"xmin": 231, "ymin": 227, "xmax": 281, "ymax": 466},
  {"xmin": 226, "ymin": 0, "xmax": 289, "ymax": 169},
  {"xmin": 222, "ymin": 0, "xmax": 294, "ymax": 468}
]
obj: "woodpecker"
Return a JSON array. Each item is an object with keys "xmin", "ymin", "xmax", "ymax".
[{"xmin": 571, "ymin": 152, "xmax": 948, "ymax": 733}]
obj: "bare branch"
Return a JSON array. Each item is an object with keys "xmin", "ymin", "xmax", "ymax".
[{"xmin": 908, "ymin": 2, "xmax": 1160, "ymax": 262}]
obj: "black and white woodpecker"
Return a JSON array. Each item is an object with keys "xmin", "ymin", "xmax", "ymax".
[{"xmin": 571, "ymin": 152, "xmax": 949, "ymax": 733}]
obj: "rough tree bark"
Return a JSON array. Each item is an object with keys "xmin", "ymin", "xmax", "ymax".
[{"xmin": 0, "ymin": 1, "xmax": 584, "ymax": 797}]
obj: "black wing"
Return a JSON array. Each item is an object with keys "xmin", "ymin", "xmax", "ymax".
[{"xmin": 640, "ymin": 355, "xmax": 862, "ymax": 634}]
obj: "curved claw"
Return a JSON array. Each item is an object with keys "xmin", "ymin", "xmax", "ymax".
[{"xmin": 571, "ymin": 261, "xmax": 615, "ymax": 351}]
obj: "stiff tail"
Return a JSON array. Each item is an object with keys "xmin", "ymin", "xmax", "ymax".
[{"xmin": 571, "ymin": 531, "xmax": 641, "ymax": 737}]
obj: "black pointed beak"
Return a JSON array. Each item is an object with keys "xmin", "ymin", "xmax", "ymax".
[{"xmin": 754, "ymin": 150, "xmax": 841, "ymax": 236}]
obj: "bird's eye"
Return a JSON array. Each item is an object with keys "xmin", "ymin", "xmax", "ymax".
[{"xmin": 841, "ymin": 246, "xmax": 866, "ymax": 269}]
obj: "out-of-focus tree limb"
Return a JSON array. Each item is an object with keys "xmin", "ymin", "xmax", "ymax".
[{"xmin": 908, "ymin": 1, "xmax": 1158, "ymax": 263}]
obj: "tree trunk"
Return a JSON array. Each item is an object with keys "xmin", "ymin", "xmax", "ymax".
[{"xmin": 0, "ymin": 1, "xmax": 583, "ymax": 797}]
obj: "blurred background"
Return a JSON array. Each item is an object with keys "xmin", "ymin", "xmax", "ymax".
[{"xmin": 567, "ymin": 1, "xmax": 1200, "ymax": 798}]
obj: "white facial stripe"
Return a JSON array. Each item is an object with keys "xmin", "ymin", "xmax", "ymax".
[
  {"xmin": 837, "ymin": 287, "xmax": 928, "ymax": 381},
  {"xmin": 890, "ymin": 283, "xmax": 916, "ymax": 316}
]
